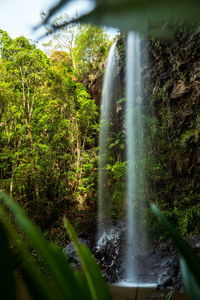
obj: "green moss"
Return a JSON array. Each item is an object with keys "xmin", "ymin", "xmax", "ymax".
[{"xmin": 145, "ymin": 28, "xmax": 200, "ymax": 238}]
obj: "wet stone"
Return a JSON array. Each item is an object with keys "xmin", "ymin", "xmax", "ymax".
[{"xmin": 63, "ymin": 225, "xmax": 200, "ymax": 291}]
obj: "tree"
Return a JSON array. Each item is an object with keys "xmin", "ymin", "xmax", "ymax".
[
  {"xmin": 0, "ymin": 30, "xmax": 99, "ymax": 230},
  {"xmin": 42, "ymin": 13, "xmax": 79, "ymax": 69},
  {"xmin": 73, "ymin": 24, "xmax": 110, "ymax": 78},
  {"xmin": 42, "ymin": 15, "xmax": 110, "ymax": 81},
  {"xmin": 0, "ymin": 33, "xmax": 50, "ymax": 202}
]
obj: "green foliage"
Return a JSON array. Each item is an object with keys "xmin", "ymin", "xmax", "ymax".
[
  {"xmin": 0, "ymin": 191, "xmax": 112, "ymax": 300},
  {"xmin": 42, "ymin": 15, "xmax": 110, "ymax": 82},
  {"xmin": 107, "ymin": 160, "xmax": 126, "ymax": 218},
  {"xmin": 176, "ymin": 203, "xmax": 200, "ymax": 235},
  {"xmin": 166, "ymin": 289, "xmax": 174, "ymax": 300},
  {"xmin": 1, "ymin": 192, "xmax": 200, "ymax": 300},
  {"xmin": 0, "ymin": 29, "xmax": 101, "ymax": 233},
  {"xmin": 73, "ymin": 25, "xmax": 110, "ymax": 78},
  {"xmin": 0, "ymin": 195, "xmax": 199, "ymax": 300},
  {"xmin": 143, "ymin": 32, "xmax": 200, "ymax": 236},
  {"xmin": 152, "ymin": 204, "xmax": 200, "ymax": 299}
]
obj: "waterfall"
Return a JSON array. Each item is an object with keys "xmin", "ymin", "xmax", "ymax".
[
  {"xmin": 124, "ymin": 31, "xmax": 147, "ymax": 284},
  {"xmin": 98, "ymin": 41, "xmax": 120, "ymax": 239},
  {"xmin": 97, "ymin": 34, "xmax": 155, "ymax": 286}
]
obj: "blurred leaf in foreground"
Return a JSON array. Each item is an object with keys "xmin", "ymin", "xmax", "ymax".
[
  {"xmin": 152, "ymin": 203, "xmax": 200, "ymax": 299},
  {"xmin": 41, "ymin": 0, "xmax": 200, "ymax": 37},
  {"xmin": 0, "ymin": 191, "xmax": 112, "ymax": 300}
]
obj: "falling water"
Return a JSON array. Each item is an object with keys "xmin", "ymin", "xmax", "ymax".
[
  {"xmin": 98, "ymin": 41, "xmax": 120, "ymax": 238},
  {"xmin": 97, "ymin": 34, "xmax": 154, "ymax": 285},
  {"xmin": 124, "ymin": 31, "xmax": 147, "ymax": 283}
]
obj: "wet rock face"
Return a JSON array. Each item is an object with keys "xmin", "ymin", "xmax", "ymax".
[
  {"xmin": 63, "ymin": 222, "xmax": 126, "ymax": 282},
  {"xmin": 63, "ymin": 224, "xmax": 200, "ymax": 291},
  {"xmin": 63, "ymin": 238, "xmax": 92, "ymax": 268},
  {"xmin": 149, "ymin": 241, "xmax": 184, "ymax": 291},
  {"xmin": 148, "ymin": 28, "xmax": 200, "ymax": 236},
  {"xmin": 94, "ymin": 224, "xmax": 126, "ymax": 282},
  {"xmin": 149, "ymin": 235, "xmax": 200, "ymax": 291}
]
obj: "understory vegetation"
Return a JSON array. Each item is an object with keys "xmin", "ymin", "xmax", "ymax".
[{"xmin": 0, "ymin": 192, "xmax": 200, "ymax": 300}]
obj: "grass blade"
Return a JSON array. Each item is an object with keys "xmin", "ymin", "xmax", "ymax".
[
  {"xmin": 0, "ymin": 192, "xmax": 80, "ymax": 300},
  {"xmin": 65, "ymin": 218, "xmax": 112, "ymax": 300},
  {"xmin": 74, "ymin": 271, "xmax": 93, "ymax": 300},
  {"xmin": 180, "ymin": 258, "xmax": 200, "ymax": 300},
  {"xmin": 0, "ymin": 222, "xmax": 16, "ymax": 300},
  {"xmin": 47, "ymin": 243, "xmax": 86, "ymax": 299},
  {"xmin": 0, "ymin": 207, "xmax": 57, "ymax": 300},
  {"xmin": 151, "ymin": 203, "xmax": 200, "ymax": 287}
]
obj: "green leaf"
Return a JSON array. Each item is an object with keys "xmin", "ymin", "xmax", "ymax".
[
  {"xmin": 151, "ymin": 203, "xmax": 200, "ymax": 287},
  {"xmin": 0, "ymin": 222, "xmax": 16, "ymax": 300},
  {"xmin": 20, "ymin": 259, "xmax": 58, "ymax": 300},
  {"xmin": 44, "ymin": 0, "xmax": 71, "ymax": 24},
  {"xmin": 74, "ymin": 271, "xmax": 93, "ymax": 300},
  {"xmin": 44, "ymin": 0, "xmax": 200, "ymax": 37},
  {"xmin": 106, "ymin": 164, "xmax": 112, "ymax": 170},
  {"xmin": 0, "ymin": 207, "xmax": 56, "ymax": 300},
  {"xmin": 65, "ymin": 219, "xmax": 112, "ymax": 300},
  {"xmin": 0, "ymin": 192, "xmax": 83, "ymax": 300},
  {"xmin": 180, "ymin": 258, "xmax": 200, "ymax": 300},
  {"xmin": 47, "ymin": 243, "xmax": 84, "ymax": 300},
  {"xmin": 134, "ymin": 287, "xmax": 139, "ymax": 300},
  {"xmin": 166, "ymin": 288, "xmax": 174, "ymax": 300}
]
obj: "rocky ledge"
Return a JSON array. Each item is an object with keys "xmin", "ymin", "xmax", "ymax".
[{"xmin": 63, "ymin": 223, "xmax": 200, "ymax": 291}]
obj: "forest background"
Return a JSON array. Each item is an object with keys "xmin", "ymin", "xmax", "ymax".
[
  {"xmin": 0, "ymin": 14, "xmax": 200, "ymax": 245},
  {"xmin": 0, "ymin": 22, "xmax": 111, "ymax": 243}
]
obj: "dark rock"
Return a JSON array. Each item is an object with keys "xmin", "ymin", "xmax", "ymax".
[
  {"xmin": 63, "ymin": 224, "xmax": 200, "ymax": 291},
  {"xmin": 78, "ymin": 223, "xmax": 97, "ymax": 244},
  {"xmin": 93, "ymin": 223, "xmax": 126, "ymax": 282},
  {"xmin": 63, "ymin": 238, "xmax": 91, "ymax": 267},
  {"xmin": 159, "ymin": 273, "xmax": 174, "ymax": 288},
  {"xmin": 168, "ymin": 257, "xmax": 179, "ymax": 268}
]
